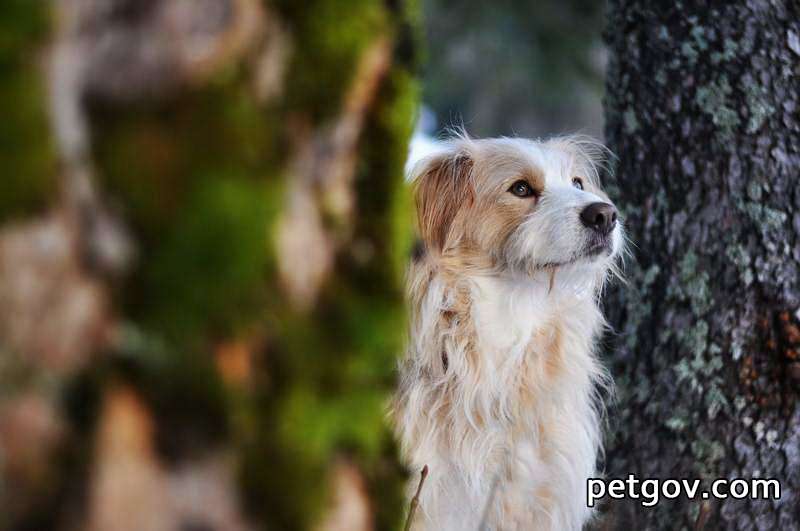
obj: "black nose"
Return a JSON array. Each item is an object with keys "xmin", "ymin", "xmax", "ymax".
[{"xmin": 580, "ymin": 202, "xmax": 618, "ymax": 234}]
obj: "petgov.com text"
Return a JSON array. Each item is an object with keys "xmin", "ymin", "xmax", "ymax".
[{"xmin": 587, "ymin": 475, "xmax": 781, "ymax": 508}]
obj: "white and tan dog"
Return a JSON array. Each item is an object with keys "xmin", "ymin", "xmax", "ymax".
[{"xmin": 393, "ymin": 133, "xmax": 624, "ymax": 530}]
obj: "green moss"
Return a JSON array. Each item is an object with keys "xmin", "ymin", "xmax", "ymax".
[
  {"xmin": 377, "ymin": 70, "xmax": 418, "ymax": 283},
  {"xmin": 275, "ymin": 0, "xmax": 389, "ymax": 123},
  {"xmin": 142, "ymin": 176, "xmax": 282, "ymax": 342},
  {"xmin": 85, "ymin": 1, "xmax": 419, "ymax": 528},
  {"xmin": 279, "ymin": 385, "xmax": 387, "ymax": 462},
  {"xmin": 0, "ymin": 0, "xmax": 57, "ymax": 220},
  {"xmin": 90, "ymin": 76, "xmax": 287, "ymax": 344},
  {"xmin": 238, "ymin": 2, "xmax": 418, "ymax": 527}
]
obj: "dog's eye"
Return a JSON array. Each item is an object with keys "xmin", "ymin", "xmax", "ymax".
[
  {"xmin": 509, "ymin": 180, "xmax": 535, "ymax": 198},
  {"xmin": 572, "ymin": 177, "xmax": 584, "ymax": 190}
]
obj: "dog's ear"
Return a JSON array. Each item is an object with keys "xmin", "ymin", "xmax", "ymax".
[{"xmin": 412, "ymin": 149, "xmax": 474, "ymax": 252}]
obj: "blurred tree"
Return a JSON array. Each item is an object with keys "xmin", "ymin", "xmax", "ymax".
[
  {"xmin": 0, "ymin": 0, "xmax": 417, "ymax": 530},
  {"xmin": 421, "ymin": 0, "xmax": 605, "ymax": 137},
  {"xmin": 603, "ymin": 2, "xmax": 800, "ymax": 529}
]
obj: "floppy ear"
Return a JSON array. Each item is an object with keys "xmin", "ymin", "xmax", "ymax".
[{"xmin": 412, "ymin": 149, "xmax": 474, "ymax": 252}]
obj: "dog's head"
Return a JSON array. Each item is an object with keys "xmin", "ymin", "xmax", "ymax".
[{"xmin": 412, "ymin": 134, "xmax": 623, "ymax": 279}]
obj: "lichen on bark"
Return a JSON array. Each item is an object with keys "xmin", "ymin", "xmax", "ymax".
[
  {"xmin": 0, "ymin": 0, "xmax": 57, "ymax": 221},
  {"xmin": 603, "ymin": 2, "xmax": 800, "ymax": 529}
]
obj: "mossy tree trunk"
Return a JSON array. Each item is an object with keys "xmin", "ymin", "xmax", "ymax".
[
  {"xmin": 0, "ymin": 1, "xmax": 418, "ymax": 530},
  {"xmin": 603, "ymin": 2, "xmax": 800, "ymax": 529}
]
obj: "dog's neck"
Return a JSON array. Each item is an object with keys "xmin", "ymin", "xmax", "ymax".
[
  {"xmin": 398, "ymin": 258, "xmax": 609, "ymax": 530},
  {"xmin": 452, "ymin": 265, "xmax": 601, "ymax": 353},
  {"xmin": 410, "ymin": 258, "xmax": 607, "ymax": 373}
]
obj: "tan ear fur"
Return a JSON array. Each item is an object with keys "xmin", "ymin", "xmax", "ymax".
[{"xmin": 413, "ymin": 150, "xmax": 474, "ymax": 252}]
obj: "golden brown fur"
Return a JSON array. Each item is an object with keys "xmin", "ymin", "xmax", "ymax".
[{"xmin": 394, "ymin": 134, "xmax": 624, "ymax": 530}]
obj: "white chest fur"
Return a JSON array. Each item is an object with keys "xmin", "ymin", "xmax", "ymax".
[{"xmin": 399, "ymin": 267, "xmax": 608, "ymax": 531}]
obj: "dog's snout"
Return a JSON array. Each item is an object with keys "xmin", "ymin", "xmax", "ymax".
[{"xmin": 580, "ymin": 202, "xmax": 618, "ymax": 234}]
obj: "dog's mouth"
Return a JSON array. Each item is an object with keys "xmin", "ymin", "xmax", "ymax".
[
  {"xmin": 582, "ymin": 239, "xmax": 613, "ymax": 259},
  {"xmin": 534, "ymin": 238, "xmax": 613, "ymax": 271}
]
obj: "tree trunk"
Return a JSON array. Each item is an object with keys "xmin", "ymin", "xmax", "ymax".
[
  {"xmin": 603, "ymin": 1, "xmax": 800, "ymax": 529},
  {"xmin": 0, "ymin": 1, "xmax": 418, "ymax": 530}
]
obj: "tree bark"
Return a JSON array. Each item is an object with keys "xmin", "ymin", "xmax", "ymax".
[
  {"xmin": 0, "ymin": 1, "xmax": 418, "ymax": 530},
  {"xmin": 603, "ymin": 1, "xmax": 800, "ymax": 529}
]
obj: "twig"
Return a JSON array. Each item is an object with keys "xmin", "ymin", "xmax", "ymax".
[
  {"xmin": 404, "ymin": 465, "xmax": 429, "ymax": 531},
  {"xmin": 693, "ymin": 501, "xmax": 711, "ymax": 531}
]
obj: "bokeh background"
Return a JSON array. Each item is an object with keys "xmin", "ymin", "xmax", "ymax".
[{"xmin": 419, "ymin": 0, "xmax": 605, "ymax": 138}]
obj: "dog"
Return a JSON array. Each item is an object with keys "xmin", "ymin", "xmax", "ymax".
[{"xmin": 393, "ymin": 133, "xmax": 624, "ymax": 530}]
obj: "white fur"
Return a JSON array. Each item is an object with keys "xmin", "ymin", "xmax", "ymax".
[{"xmin": 394, "ymin": 135, "xmax": 623, "ymax": 531}]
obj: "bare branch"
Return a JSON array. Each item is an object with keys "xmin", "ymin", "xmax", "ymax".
[{"xmin": 403, "ymin": 465, "xmax": 429, "ymax": 531}]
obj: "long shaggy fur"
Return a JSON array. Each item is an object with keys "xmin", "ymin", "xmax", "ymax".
[{"xmin": 393, "ymin": 134, "xmax": 624, "ymax": 530}]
